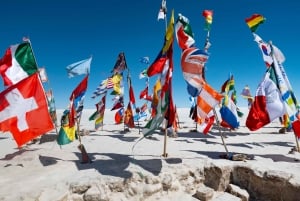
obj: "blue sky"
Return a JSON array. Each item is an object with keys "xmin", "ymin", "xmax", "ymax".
[{"xmin": 1, "ymin": 0, "xmax": 299, "ymax": 109}]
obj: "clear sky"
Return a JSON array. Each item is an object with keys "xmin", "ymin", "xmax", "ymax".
[{"xmin": 0, "ymin": 0, "xmax": 299, "ymax": 110}]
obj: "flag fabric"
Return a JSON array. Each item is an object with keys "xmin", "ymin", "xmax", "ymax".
[
  {"xmin": 0, "ymin": 42, "xmax": 38, "ymax": 87},
  {"xmin": 111, "ymin": 73, "xmax": 124, "ymax": 95},
  {"xmin": 147, "ymin": 10, "xmax": 174, "ymax": 77},
  {"xmin": 253, "ymin": 33, "xmax": 273, "ymax": 67},
  {"xmin": 196, "ymin": 82, "xmax": 223, "ymax": 119},
  {"xmin": 245, "ymin": 14, "xmax": 265, "ymax": 32},
  {"xmin": 220, "ymin": 98, "xmax": 240, "ymax": 129},
  {"xmin": 175, "ymin": 13, "xmax": 195, "ymax": 50},
  {"xmin": 0, "ymin": 72, "xmax": 54, "ymax": 147},
  {"xmin": 57, "ymin": 109, "xmax": 77, "ymax": 145},
  {"xmin": 202, "ymin": 10, "xmax": 213, "ymax": 31},
  {"xmin": 270, "ymin": 46, "xmax": 300, "ymax": 136},
  {"xmin": 139, "ymin": 57, "xmax": 150, "ymax": 65},
  {"xmin": 69, "ymin": 75, "xmax": 88, "ymax": 118},
  {"xmin": 181, "ymin": 47, "xmax": 208, "ymax": 97},
  {"xmin": 124, "ymin": 102, "xmax": 135, "ymax": 128},
  {"xmin": 139, "ymin": 69, "xmax": 148, "ymax": 79},
  {"xmin": 66, "ymin": 57, "xmax": 92, "ymax": 78},
  {"xmin": 111, "ymin": 52, "xmax": 127, "ymax": 74},
  {"xmin": 221, "ymin": 74, "xmax": 235, "ymax": 93},
  {"xmin": 146, "ymin": 54, "xmax": 167, "ymax": 77},
  {"xmin": 111, "ymin": 96, "xmax": 124, "ymax": 111},
  {"xmin": 39, "ymin": 68, "xmax": 48, "ymax": 82},
  {"xmin": 114, "ymin": 108, "xmax": 124, "ymax": 124},
  {"xmin": 157, "ymin": 0, "xmax": 167, "ymax": 21},
  {"xmin": 198, "ymin": 110, "xmax": 215, "ymax": 134},
  {"xmin": 95, "ymin": 115, "xmax": 104, "ymax": 130},
  {"xmin": 127, "ymin": 75, "xmax": 136, "ymax": 107},
  {"xmin": 246, "ymin": 69, "xmax": 286, "ymax": 131},
  {"xmin": 45, "ymin": 90, "xmax": 57, "ymax": 125}
]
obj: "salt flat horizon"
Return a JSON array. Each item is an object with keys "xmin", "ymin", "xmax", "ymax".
[{"xmin": 0, "ymin": 107, "xmax": 300, "ymax": 201}]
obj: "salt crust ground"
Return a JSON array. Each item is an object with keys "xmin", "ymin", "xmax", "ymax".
[{"xmin": 0, "ymin": 107, "xmax": 299, "ymax": 200}]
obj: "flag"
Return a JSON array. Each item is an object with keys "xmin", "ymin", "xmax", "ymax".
[
  {"xmin": 66, "ymin": 57, "xmax": 92, "ymax": 78},
  {"xmin": 157, "ymin": 0, "xmax": 167, "ymax": 21},
  {"xmin": 127, "ymin": 76, "xmax": 136, "ymax": 107},
  {"xmin": 221, "ymin": 74, "xmax": 235, "ymax": 93},
  {"xmin": 115, "ymin": 108, "xmax": 124, "ymax": 124},
  {"xmin": 0, "ymin": 42, "xmax": 38, "ymax": 87},
  {"xmin": 198, "ymin": 110, "xmax": 215, "ymax": 134},
  {"xmin": 147, "ymin": 10, "xmax": 174, "ymax": 77},
  {"xmin": 196, "ymin": 82, "xmax": 223, "ymax": 119},
  {"xmin": 253, "ymin": 33, "xmax": 273, "ymax": 67},
  {"xmin": 139, "ymin": 57, "xmax": 150, "ymax": 65},
  {"xmin": 220, "ymin": 98, "xmax": 240, "ymax": 129},
  {"xmin": 139, "ymin": 69, "xmax": 148, "ymax": 79},
  {"xmin": 57, "ymin": 109, "xmax": 77, "ymax": 145},
  {"xmin": 69, "ymin": 75, "xmax": 88, "ymax": 118},
  {"xmin": 39, "ymin": 67, "xmax": 48, "ymax": 82},
  {"xmin": 175, "ymin": 13, "xmax": 195, "ymax": 50},
  {"xmin": 95, "ymin": 115, "xmax": 104, "ymax": 130},
  {"xmin": 245, "ymin": 14, "xmax": 265, "ymax": 32},
  {"xmin": 45, "ymin": 90, "xmax": 57, "ymax": 125},
  {"xmin": 0, "ymin": 73, "xmax": 54, "ymax": 147},
  {"xmin": 111, "ymin": 96, "xmax": 124, "ymax": 111},
  {"xmin": 246, "ymin": 69, "xmax": 286, "ymax": 131},
  {"xmin": 202, "ymin": 10, "xmax": 213, "ymax": 31},
  {"xmin": 124, "ymin": 102, "xmax": 135, "ymax": 128},
  {"xmin": 146, "ymin": 54, "xmax": 167, "ymax": 77},
  {"xmin": 111, "ymin": 73, "xmax": 124, "ymax": 95},
  {"xmin": 270, "ymin": 45, "xmax": 300, "ymax": 136},
  {"xmin": 181, "ymin": 47, "xmax": 208, "ymax": 97},
  {"xmin": 111, "ymin": 52, "xmax": 127, "ymax": 74}
]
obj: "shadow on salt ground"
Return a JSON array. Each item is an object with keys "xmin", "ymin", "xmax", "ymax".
[
  {"xmin": 72, "ymin": 152, "xmax": 164, "ymax": 178},
  {"xmin": 185, "ymin": 150, "xmax": 255, "ymax": 160},
  {"xmin": 256, "ymin": 154, "xmax": 300, "ymax": 163},
  {"xmin": 97, "ymin": 134, "xmax": 140, "ymax": 142},
  {"xmin": 195, "ymin": 139, "xmax": 256, "ymax": 149},
  {"xmin": 176, "ymin": 132, "xmax": 217, "ymax": 139},
  {"xmin": 39, "ymin": 155, "xmax": 62, "ymax": 166},
  {"xmin": 209, "ymin": 130, "xmax": 251, "ymax": 137},
  {"xmin": 0, "ymin": 137, "xmax": 8, "ymax": 140},
  {"xmin": 262, "ymin": 141, "xmax": 295, "ymax": 148},
  {"xmin": 0, "ymin": 148, "xmax": 39, "ymax": 160}
]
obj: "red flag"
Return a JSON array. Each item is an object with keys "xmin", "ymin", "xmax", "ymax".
[
  {"xmin": 146, "ymin": 54, "xmax": 167, "ymax": 77},
  {"xmin": 124, "ymin": 102, "xmax": 135, "ymax": 128},
  {"xmin": 0, "ymin": 73, "xmax": 54, "ymax": 147},
  {"xmin": 129, "ymin": 84, "xmax": 136, "ymax": 105}
]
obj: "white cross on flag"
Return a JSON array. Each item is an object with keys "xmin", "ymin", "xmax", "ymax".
[{"xmin": 0, "ymin": 72, "xmax": 54, "ymax": 147}]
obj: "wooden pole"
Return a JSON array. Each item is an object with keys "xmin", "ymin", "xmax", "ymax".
[
  {"xmin": 213, "ymin": 109, "xmax": 229, "ymax": 156},
  {"xmin": 162, "ymin": 120, "xmax": 168, "ymax": 157}
]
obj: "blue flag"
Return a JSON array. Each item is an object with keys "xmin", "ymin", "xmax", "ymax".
[{"xmin": 66, "ymin": 57, "xmax": 92, "ymax": 78}]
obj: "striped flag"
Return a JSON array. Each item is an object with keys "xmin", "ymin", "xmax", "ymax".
[
  {"xmin": 245, "ymin": 14, "xmax": 265, "ymax": 33},
  {"xmin": 196, "ymin": 82, "xmax": 223, "ymax": 119},
  {"xmin": 181, "ymin": 47, "xmax": 208, "ymax": 97},
  {"xmin": 202, "ymin": 10, "xmax": 213, "ymax": 31},
  {"xmin": 175, "ymin": 13, "xmax": 195, "ymax": 50}
]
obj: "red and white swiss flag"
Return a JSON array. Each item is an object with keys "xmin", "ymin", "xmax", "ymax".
[{"xmin": 0, "ymin": 72, "xmax": 54, "ymax": 147}]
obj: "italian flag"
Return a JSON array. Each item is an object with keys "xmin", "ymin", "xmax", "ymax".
[
  {"xmin": 246, "ymin": 70, "xmax": 285, "ymax": 131},
  {"xmin": 0, "ymin": 42, "xmax": 38, "ymax": 86}
]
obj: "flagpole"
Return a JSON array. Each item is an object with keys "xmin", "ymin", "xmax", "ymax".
[
  {"xmin": 269, "ymin": 41, "xmax": 300, "ymax": 153},
  {"xmin": 161, "ymin": 2, "xmax": 169, "ymax": 158},
  {"xmin": 202, "ymin": 11, "xmax": 229, "ymax": 156},
  {"xmin": 23, "ymin": 37, "xmax": 59, "ymax": 137},
  {"xmin": 213, "ymin": 109, "xmax": 229, "ymax": 155}
]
